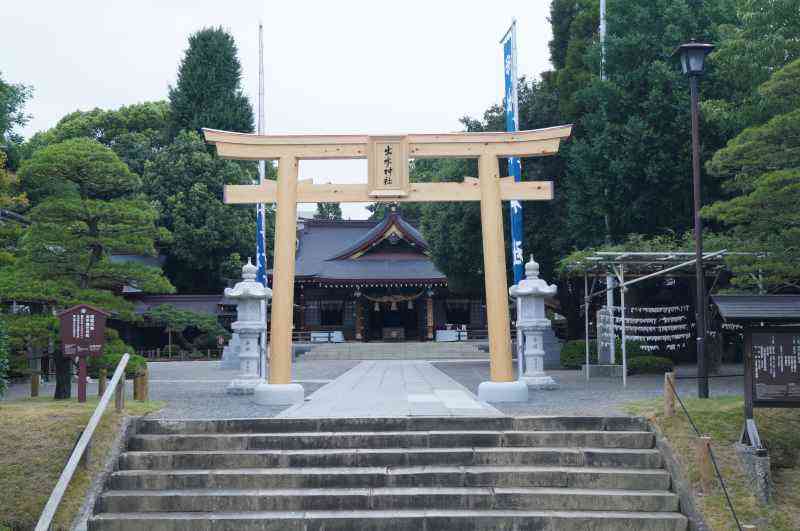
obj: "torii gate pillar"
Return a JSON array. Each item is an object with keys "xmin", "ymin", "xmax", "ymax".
[{"xmin": 205, "ymin": 126, "xmax": 571, "ymax": 405}]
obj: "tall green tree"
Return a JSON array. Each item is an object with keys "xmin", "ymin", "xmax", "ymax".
[
  {"xmin": 23, "ymin": 101, "xmax": 169, "ymax": 176},
  {"xmin": 15, "ymin": 138, "xmax": 173, "ymax": 397},
  {"xmin": 168, "ymin": 27, "xmax": 254, "ymax": 138},
  {"xmin": 0, "ymin": 70, "xmax": 32, "ymax": 170},
  {"xmin": 143, "ymin": 131, "xmax": 258, "ymax": 292},
  {"xmin": 704, "ymin": 59, "xmax": 800, "ymax": 292},
  {"xmin": 314, "ymin": 202, "xmax": 343, "ymax": 220}
]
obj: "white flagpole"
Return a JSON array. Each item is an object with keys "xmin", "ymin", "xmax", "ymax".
[{"xmin": 257, "ymin": 21, "xmax": 268, "ymax": 378}]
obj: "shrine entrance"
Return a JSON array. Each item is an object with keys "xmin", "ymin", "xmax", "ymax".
[{"xmin": 204, "ymin": 126, "xmax": 571, "ymax": 404}]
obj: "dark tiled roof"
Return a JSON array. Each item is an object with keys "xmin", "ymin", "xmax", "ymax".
[
  {"xmin": 129, "ymin": 294, "xmax": 234, "ymax": 315},
  {"xmin": 328, "ymin": 212, "xmax": 428, "ymax": 260},
  {"xmin": 295, "ymin": 214, "xmax": 446, "ymax": 284},
  {"xmin": 712, "ymin": 295, "xmax": 800, "ymax": 322}
]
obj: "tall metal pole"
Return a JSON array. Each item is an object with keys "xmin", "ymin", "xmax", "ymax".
[
  {"xmin": 257, "ymin": 22, "xmax": 268, "ymax": 378},
  {"xmin": 690, "ymin": 75, "xmax": 708, "ymax": 398}
]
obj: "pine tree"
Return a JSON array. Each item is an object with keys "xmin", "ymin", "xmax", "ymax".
[
  {"xmin": 168, "ymin": 27, "xmax": 254, "ymax": 138},
  {"xmin": 314, "ymin": 202, "xmax": 343, "ymax": 220}
]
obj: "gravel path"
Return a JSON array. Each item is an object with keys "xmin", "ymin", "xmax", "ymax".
[{"xmin": 434, "ymin": 361, "xmax": 745, "ymax": 416}]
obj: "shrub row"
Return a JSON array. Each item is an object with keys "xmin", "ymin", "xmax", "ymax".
[{"xmin": 560, "ymin": 339, "xmax": 674, "ymax": 374}]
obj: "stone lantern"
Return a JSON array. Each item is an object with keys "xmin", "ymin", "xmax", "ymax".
[
  {"xmin": 224, "ymin": 259, "xmax": 271, "ymax": 395},
  {"xmin": 509, "ymin": 255, "xmax": 559, "ymax": 389}
]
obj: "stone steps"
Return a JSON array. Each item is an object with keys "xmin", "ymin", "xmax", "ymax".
[
  {"xmin": 88, "ymin": 416, "xmax": 687, "ymax": 531},
  {"xmin": 134, "ymin": 415, "xmax": 648, "ymax": 434},
  {"xmin": 128, "ymin": 430, "xmax": 656, "ymax": 451},
  {"xmin": 89, "ymin": 510, "xmax": 689, "ymax": 531},
  {"xmin": 97, "ymin": 486, "xmax": 680, "ymax": 513},
  {"xmin": 301, "ymin": 341, "xmax": 488, "ymax": 360},
  {"xmin": 118, "ymin": 446, "xmax": 664, "ymax": 470},
  {"xmin": 109, "ymin": 465, "xmax": 671, "ymax": 490}
]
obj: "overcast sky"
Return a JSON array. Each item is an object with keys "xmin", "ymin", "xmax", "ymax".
[{"xmin": 4, "ymin": 0, "xmax": 554, "ymax": 219}]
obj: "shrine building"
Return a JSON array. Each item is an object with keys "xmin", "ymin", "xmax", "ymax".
[{"xmin": 287, "ymin": 211, "xmax": 487, "ymax": 342}]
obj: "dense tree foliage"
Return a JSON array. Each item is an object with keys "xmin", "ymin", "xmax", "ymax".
[
  {"xmin": 23, "ymin": 101, "xmax": 169, "ymax": 176},
  {"xmin": 7, "ymin": 138, "xmax": 175, "ymax": 396},
  {"xmin": 145, "ymin": 304, "xmax": 229, "ymax": 353},
  {"xmin": 168, "ymin": 27, "xmax": 254, "ymax": 138},
  {"xmin": 703, "ymin": 58, "xmax": 800, "ymax": 292},
  {"xmin": 0, "ymin": 70, "xmax": 32, "ymax": 170},
  {"xmin": 143, "ymin": 131, "xmax": 257, "ymax": 291}
]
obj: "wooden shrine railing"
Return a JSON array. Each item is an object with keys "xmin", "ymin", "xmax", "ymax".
[{"xmin": 35, "ymin": 353, "xmax": 130, "ymax": 531}]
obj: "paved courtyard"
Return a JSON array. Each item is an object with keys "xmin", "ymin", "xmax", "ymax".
[
  {"xmin": 4, "ymin": 357, "xmax": 744, "ymax": 420},
  {"xmin": 435, "ymin": 360, "xmax": 744, "ymax": 416}
]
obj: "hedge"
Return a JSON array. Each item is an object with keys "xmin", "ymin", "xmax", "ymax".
[
  {"xmin": 627, "ymin": 355, "xmax": 674, "ymax": 374},
  {"xmin": 560, "ymin": 338, "xmax": 648, "ymax": 369},
  {"xmin": 88, "ymin": 352, "xmax": 147, "ymax": 379}
]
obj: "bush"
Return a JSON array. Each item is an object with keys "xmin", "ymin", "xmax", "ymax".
[
  {"xmin": 560, "ymin": 338, "xmax": 647, "ymax": 369},
  {"xmin": 627, "ymin": 355, "xmax": 674, "ymax": 375},
  {"xmin": 88, "ymin": 351, "xmax": 147, "ymax": 379},
  {"xmin": 560, "ymin": 340, "xmax": 598, "ymax": 369},
  {"xmin": 87, "ymin": 331, "xmax": 145, "ymax": 378}
]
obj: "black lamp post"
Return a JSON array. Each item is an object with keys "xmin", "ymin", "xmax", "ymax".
[{"xmin": 675, "ymin": 40, "xmax": 714, "ymax": 398}]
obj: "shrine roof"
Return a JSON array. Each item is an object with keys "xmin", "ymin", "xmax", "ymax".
[
  {"xmin": 294, "ymin": 213, "xmax": 446, "ymax": 285},
  {"xmin": 712, "ymin": 295, "xmax": 800, "ymax": 323}
]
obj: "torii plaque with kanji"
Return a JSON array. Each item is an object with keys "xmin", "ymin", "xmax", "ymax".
[{"xmin": 204, "ymin": 125, "xmax": 572, "ymax": 405}]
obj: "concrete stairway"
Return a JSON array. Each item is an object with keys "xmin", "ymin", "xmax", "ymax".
[
  {"xmin": 301, "ymin": 341, "xmax": 489, "ymax": 360},
  {"xmin": 89, "ymin": 416, "xmax": 688, "ymax": 530}
]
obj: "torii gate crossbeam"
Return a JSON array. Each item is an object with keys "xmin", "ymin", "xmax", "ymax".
[{"xmin": 204, "ymin": 125, "xmax": 571, "ymax": 404}]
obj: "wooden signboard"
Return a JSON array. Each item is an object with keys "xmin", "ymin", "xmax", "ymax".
[
  {"xmin": 367, "ymin": 136, "xmax": 409, "ymax": 198},
  {"xmin": 57, "ymin": 304, "xmax": 110, "ymax": 402},
  {"xmin": 742, "ymin": 327, "xmax": 800, "ymax": 446}
]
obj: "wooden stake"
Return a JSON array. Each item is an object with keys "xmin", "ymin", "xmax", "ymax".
[
  {"xmin": 98, "ymin": 368, "xmax": 107, "ymax": 397},
  {"xmin": 479, "ymin": 154, "xmax": 513, "ymax": 383},
  {"xmin": 695, "ymin": 435, "xmax": 713, "ymax": 494},
  {"xmin": 141, "ymin": 366, "xmax": 149, "ymax": 401},
  {"xmin": 268, "ymin": 156, "xmax": 299, "ymax": 385},
  {"xmin": 115, "ymin": 377, "xmax": 125, "ymax": 412},
  {"xmin": 30, "ymin": 372, "xmax": 39, "ymax": 398},
  {"xmin": 664, "ymin": 371, "xmax": 676, "ymax": 417},
  {"xmin": 132, "ymin": 374, "xmax": 140, "ymax": 401}
]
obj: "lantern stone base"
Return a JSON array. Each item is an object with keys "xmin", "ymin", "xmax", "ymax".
[
  {"xmin": 522, "ymin": 374, "xmax": 559, "ymax": 390},
  {"xmin": 226, "ymin": 378, "xmax": 258, "ymax": 395},
  {"xmin": 253, "ymin": 382, "xmax": 305, "ymax": 406},
  {"xmin": 582, "ymin": 364, "xmax": 624, "ymax": 378},
  {"xmin": 477, "ymin": 380, "xmax": 529, "ymax": 403}
]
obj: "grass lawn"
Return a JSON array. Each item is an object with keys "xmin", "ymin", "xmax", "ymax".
[
  {"xmin": 0, "ymin": 395, "xmax": 163, "ymax": 530},
  {"xmin": 625, "ymin": 395, "xmax": 800, "ymax": 531}
]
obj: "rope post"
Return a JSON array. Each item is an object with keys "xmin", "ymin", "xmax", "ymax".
[
  {"xmin": 114, "ymin": 375, "xmax": 125, "ymax": 412},
  {"xmin": 664, "ymin": 371, "xmax": 676, "ymax": 417},
  {"xmin": 30, "ymin": 372, "xmax": 40, "ymax": 398},
  {"xmin": 140, "ymin": 365, "xmax": 149, "ymax": 402},
  {"xmin": 695, "ymin": 435, "xmax": 713, "ymax": 494},
  {"xmin": 133, "ymin": 373, "xmax": 140, "ymax": 401},
  {"xmin": 98, "ymin": 368, "xmax": 107, "ymax": 397}
]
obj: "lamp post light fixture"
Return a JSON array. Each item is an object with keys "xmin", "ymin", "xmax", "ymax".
[{"xmin": 675, "ymin": 40, "xmax": 714, "ymax": 399}]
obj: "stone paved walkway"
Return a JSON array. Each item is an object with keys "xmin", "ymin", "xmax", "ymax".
[
  {"xmin": 279, "ymin": 360, "xmax": 502, "ymax": 418},
  {"xmin": 435, "ymin": 360, "xmax": 744, "ymax": 416}
]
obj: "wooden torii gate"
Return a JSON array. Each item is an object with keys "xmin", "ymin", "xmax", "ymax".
[{"xmin": 204, "ymin": 125, "xmax": 572, "ymax": 403}]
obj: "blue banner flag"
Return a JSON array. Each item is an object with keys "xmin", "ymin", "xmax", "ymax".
[
  {"xmin": 503, "ymin": 23, "xmax": 524, "ymax": 284},
  {"xmin": 256, "ymin": 202, "xmax": 268, "ymax": 286}
]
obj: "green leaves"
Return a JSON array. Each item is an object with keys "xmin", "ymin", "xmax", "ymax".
[
  {"xmin": 19, "ymin": 138, "xmax": 140, "ymax": 202},
  {"xmin": 167, "ymin": 27, "xmax": 254, "ymax": 138}
]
